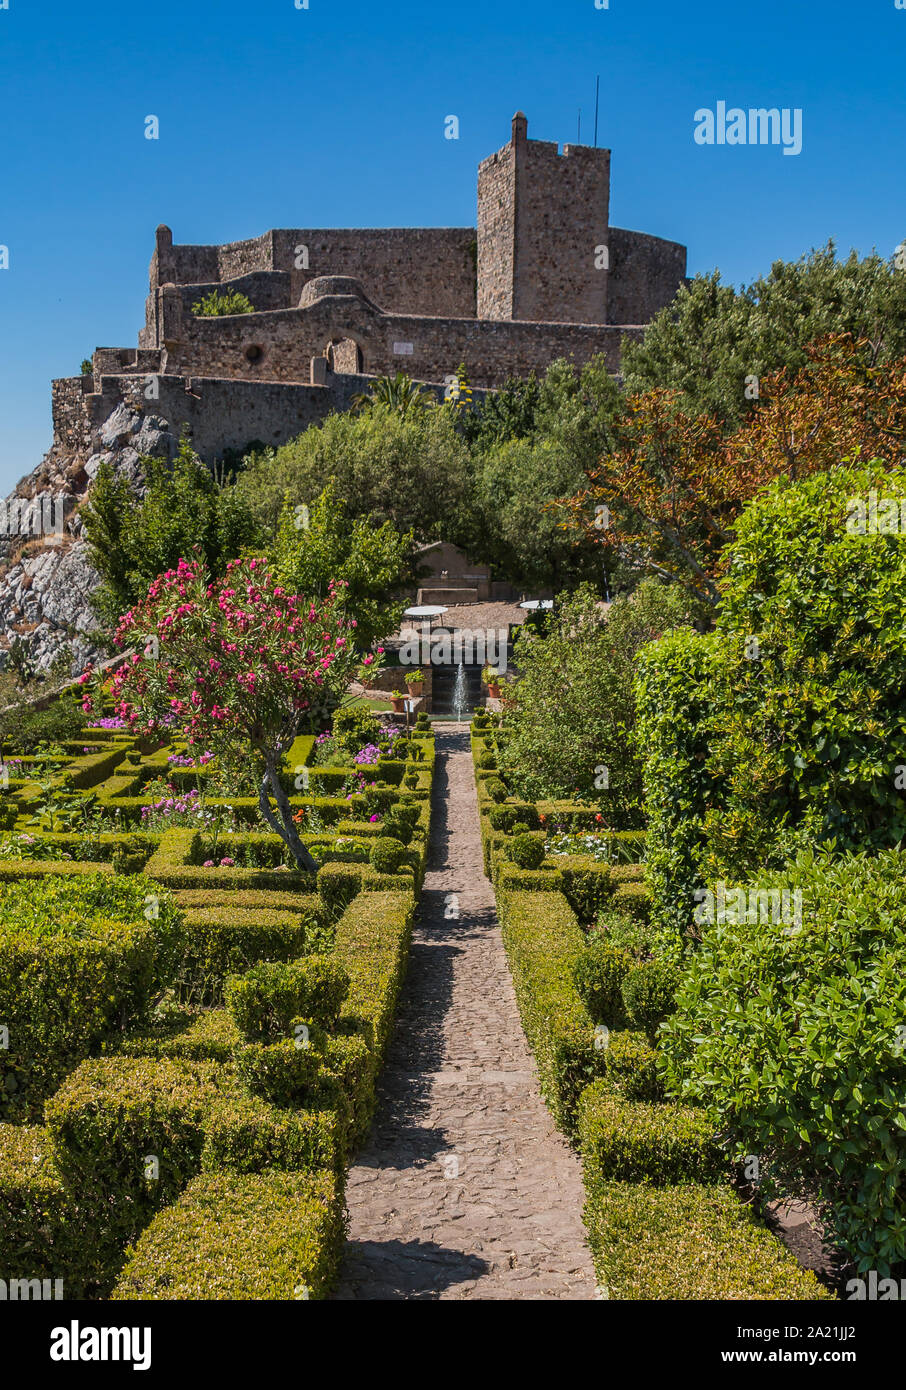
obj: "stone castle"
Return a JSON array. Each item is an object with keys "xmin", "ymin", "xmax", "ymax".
[
  {"xmin": 53, "ymin": 112, "xmax": 687, "ymax": 462},
  {"xmin": 0, "ymin": 113, "xmax": 687, "ymax": 674}
]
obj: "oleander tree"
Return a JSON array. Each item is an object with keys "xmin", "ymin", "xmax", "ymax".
[{"xmin": 105, "ymin": 555, "xmax": 372, "ymax": 871}]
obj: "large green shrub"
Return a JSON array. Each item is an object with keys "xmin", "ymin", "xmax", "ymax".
[
  {"xmin": 600, "ymin": 1030, "xmax": 665, "ymax": 1102},
  {"xmin": 369, "ymin": 837, "xmax": 406, "ymax": 875},
  {"xmin": 621, "ymin": 958, "xmax": 681, "ymax": 1043},
  {"xmin": 582, "ymin": 1180, "xmax": 833, "ymax": 1301},
  {"xmin": 0, "ymin": 696, "xmax": 86, "ymax": 753},
  {"xmin": 500, "ymin": 581, "xmax": 693, "ymax": 825},
  {"xmin": 111, "ymin": 1169, "xmax": 345, "ymax": 1300},
  {"xmin": 636, "ymin": 464, "xmax": 906, "ymax": 938},
  {"xmin": 579, "ymin": 1083, "xmax": 724, "ymax": 1187},
  {"xmin": 572, "ymin": 940, "xmax": 634, "ymax": 1026},
  {"xmin": 634, "ymin": 627, "xmax": 722, "ymax": 941},
  {"xmin": 660, "ymin": 850, "xmax": 906, "ymax": 1274},
  {"xmin": 234, "ymin": 1037, "xmax": 328, "ymax": 1107},
  {"xmin": 506, "ymin": 832, "xmax": 544, "ymax": 869},
  {"xmin": 45, "ymin": 1056, "xmax": 223, "ymax": 1258},
  {"xmin": 705, "ymin": 463, "xmax": 906, "ymax": 875},
  {"xmin": 497, "ymin": 889, "xmax": 604, "ymax": 1133},
  {"xmin": 224, "ymin": 957, "xmax": 349, "ymax": 1040},
  {"xmin": 0, "ymin": 874, "xmax": 183, "ymax": 1119}
]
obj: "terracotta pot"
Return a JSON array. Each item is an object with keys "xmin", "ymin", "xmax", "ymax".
[
  {"xmin": 406, "ymin": 681, "xmax": 423, "ymax": 696},
  {"xmin": 487, "ymin": 683, "xmax": 500, "ymax": 699},
  {"xmin": 390, "ymin": 696, "xmax": 405, "ymax": 712}
]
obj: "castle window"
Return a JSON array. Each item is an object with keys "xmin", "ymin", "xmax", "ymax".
[{"xmin": 245, "ymin": 345, "xmax": 264, "ymax": 364}]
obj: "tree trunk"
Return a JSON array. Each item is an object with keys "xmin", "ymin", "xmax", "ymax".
[{"xmin": 257, "ymin": 757, "xmax": 318, "ymax": 873}]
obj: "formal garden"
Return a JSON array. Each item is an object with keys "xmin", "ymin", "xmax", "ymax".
[
  {"xmin": 0, "ymin": 554, "xmax": 436, "ymax": 1298},
  {"xmin": 2, "ymin": 244, "xmax": 906, "ymax": 1302}
]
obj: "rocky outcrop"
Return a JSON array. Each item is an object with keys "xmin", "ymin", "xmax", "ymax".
[{"xmin": 0, "ymin": 406, "xmax": 178, "ymax": 675}]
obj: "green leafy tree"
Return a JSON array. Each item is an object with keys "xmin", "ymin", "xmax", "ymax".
[
  {"xmin": 635, "ymin": 462, "xmax": 906, "ymax": 941},
  {"xmin": 499, "ymin": 580, "xmax": 694, "ymax": 823},
  {"xmin": 82, "ymin": 440, "xmax": 260, "ymax": 626},
  {"xmin": 460, "ymin": 374, "xmax": 541, "ymax": 451},
  {"xmin": 270, "ymin": 481, "xmax": 414, "ymax": 650},
  {"xmin": 235, "ymin": 404, "xmax": 474, "ymax": 544},
  {"xmin": 474, "ymin": 436, "xmax": 603, "ymax": 592},
  {"xmin": 623, "ymin": 244, "xmax": 906, "ymax": 427},
  {"xmin": 533, "ymin": 354, "xmax": 626, "ymax": 475}
]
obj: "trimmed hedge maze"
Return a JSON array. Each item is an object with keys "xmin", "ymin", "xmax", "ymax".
[
  {"xmin": 470, "ymin": 712, "xmax": 832, "ymax": 1302},
  {"xmin": 0, "ymin": 714, "xmax": 435, "ymax": 1299}
]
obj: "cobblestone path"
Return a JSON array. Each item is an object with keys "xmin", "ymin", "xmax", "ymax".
[{"xmin": 333, "ymin": 726, "xmax": 595, "ymax": 1300}]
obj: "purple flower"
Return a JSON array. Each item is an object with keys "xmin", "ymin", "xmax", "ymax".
[
  {"xmin": 220, "ymin": 857, "xmax": 235, "ymax": 867},
  {"xmin": 369, "ymin": 813, "xmax": 380, "ymax": 823},
  {"xmin": 353, "ymin": 743, "xmax": 381, "ymax": 766},
  {"xmin": 203, "ymin": 859, "xmax": 215, "ymax": 867}
]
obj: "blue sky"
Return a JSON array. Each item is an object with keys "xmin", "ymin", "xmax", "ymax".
[{"xmin": 1, "ymin": 0, "xmax": 905, "ymax": 491}]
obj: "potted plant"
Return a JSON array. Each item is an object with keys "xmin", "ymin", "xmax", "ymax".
[
  {"xmin": 390, "ymin": 689, "xmax": 406, "ymax": 713},
  {"xmin": 482, "ymin": 665, "xmax": 501, "ymax": 699},
  {"xmin": 405, "ymin": 668, "xmax": 424, "ymax": 696}
]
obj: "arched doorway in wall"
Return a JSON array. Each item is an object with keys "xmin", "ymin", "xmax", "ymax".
[{"xmin": 325, "ymin": 338, "xmax": 363, "ymax": 373}]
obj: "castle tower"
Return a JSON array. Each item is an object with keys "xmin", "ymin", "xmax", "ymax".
[{"xmin": 477, "ymin": 112, "xmax": 612, "ymax": 324}]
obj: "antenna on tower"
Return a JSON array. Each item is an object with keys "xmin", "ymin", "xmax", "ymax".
[{"xmin": 593, "ymin": 75, "xmax": 600, "ymax": 147}]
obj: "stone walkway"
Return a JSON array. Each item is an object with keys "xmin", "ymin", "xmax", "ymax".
[{"xmin": 333, "ymin": 726, "xmax": 595, "ymax": 1300}]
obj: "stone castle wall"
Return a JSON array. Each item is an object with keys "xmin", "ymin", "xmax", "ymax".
[
  {"xmin": 52, "ymin": 363, "xmax": 489, "ymax": 466},
  {"xmin": 153, "ymin": 283, "xmax": 634, "ymax": 390},
  {"xmin": 52, "ymin": 371, "xmax": 368, "ymax": 463},
  {"xmin": 146, "ymin": 224, "xmax": 477, "ymax": 334},
  {"xmin": 143, "ymin": 114, "xmax": 685, "ymax": 348},
  {"xmin": 607, "ymin": 227, "xmax": 688, "ymax": 326}
]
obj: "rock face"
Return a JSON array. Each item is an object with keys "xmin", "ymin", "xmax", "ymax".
[{"xmin": 0, "ymin": 406, "xmax": 178, "ymax": 675}]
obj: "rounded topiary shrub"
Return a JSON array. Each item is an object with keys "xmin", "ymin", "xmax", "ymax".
[
  {"xmin": 369, "ymin": 837, "xmax": 407, "ymax": 875},
  {"xmin": 506, "ymin": 833, "xmax": 544, "ymax": 869},
  {"xmin": 602, "ymin": 1030, "xmax": 665, "ymax": 1102},
  {"xmin": 621, "ymin": 958, "xmax": 681, "ymax": 1042},
  {"xmin": 484, "ymin": 778, "xmax": 509, "ymax": 804},
  {"xmin": 478, "ymin": 751, "xmax": 497, "ymax": 770},
  {"xmin": 573, "ymin": 940, "xmax": 635, "ymax": 1026},
  {"xmin": 382, "ymin": 814, "xmax": 413, "ymax": 846}
]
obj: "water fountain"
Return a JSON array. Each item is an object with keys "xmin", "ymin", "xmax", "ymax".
[{"xmin": 451, "ymin": 658, "xmax": 469, "ymax": 722}]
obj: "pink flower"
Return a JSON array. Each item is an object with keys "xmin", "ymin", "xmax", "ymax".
[{"xmin": 220, "ymin": 857, "xmax": 235, "ymax": 867}]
